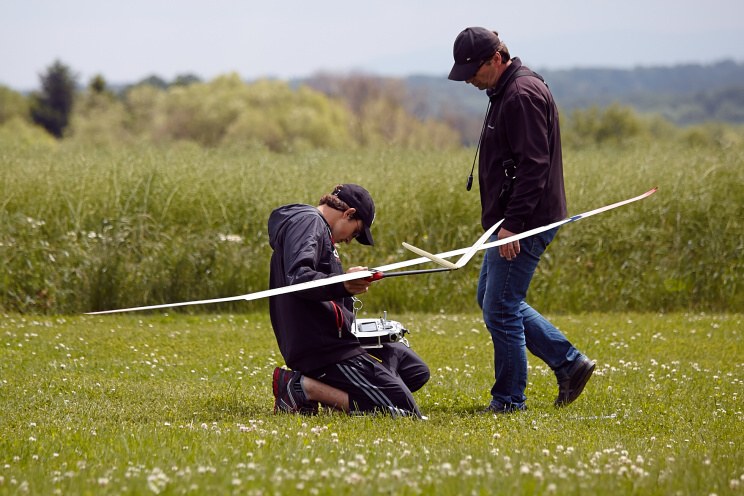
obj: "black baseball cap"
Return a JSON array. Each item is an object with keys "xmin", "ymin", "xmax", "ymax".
[
  {"xmin": 333, "ymin": 184, "xmax": 376, "ymax": 245},
  {"xmin": 448, "ymin": 27, "xmax": 501, "ymax": 81}
]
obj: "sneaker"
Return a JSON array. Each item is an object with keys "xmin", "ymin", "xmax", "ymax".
[
  {"xmin": 272, "ymin": 367, "xmax": 318, "ymax": 415},
  {"xmin": 554, "ymin": 355, "xmax": 596, "ymax": 407},
  {"xmin": 481, "ymin": 403, "xmax": 527, "ymax": 415}
]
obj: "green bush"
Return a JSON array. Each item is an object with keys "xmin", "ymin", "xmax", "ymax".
[
  {"xmin": 0, "ymin": 85, "xmax": 30, "ymax": 124},
  {"xmin": 122, "ymin": 75, "xmax": 354, "ymax": 151},
  {"xmin": 0, "ymin": 117, "xmax": 57, "ymax": 148},
  {"xmin": 67, "ymin": 89, "xmax": 133, "ymax": 146},
  {"xmin": 559, "ymin": 103, "xmax": 703, "ymax": 149}
]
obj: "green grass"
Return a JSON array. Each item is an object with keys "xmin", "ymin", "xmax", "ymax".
[
  {"xmin": 1, "ymin": 136, "xmax": 744, "ymax": 314},
  {"xmin": 1, "ymin": 312, "xmax": 741, "ymax": 495}
]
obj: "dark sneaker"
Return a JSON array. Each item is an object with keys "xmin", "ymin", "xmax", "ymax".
[
  {"xmin": 554, "ymin": 355, "xmax": 596, "ymax": 407},
  {"xmin": 272, "ymin": 367, "xmax": 318, "ymax": 415},
  {"xmin": 481, "ymin": 403, "xmax": 527, "ymax": 415}
]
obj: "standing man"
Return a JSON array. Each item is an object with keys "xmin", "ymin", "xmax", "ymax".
[
  {"xmin": 268, "ymin": 184, "xmax": 428, "ymax": 417},
  {"xmin": 448, "ymin": 27, "xmax": 595, "ymax": 413}
]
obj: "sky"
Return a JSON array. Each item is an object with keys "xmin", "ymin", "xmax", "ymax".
[{"xmin": 1, "ymin": 0, "xmax": 743, "ymax": 91}]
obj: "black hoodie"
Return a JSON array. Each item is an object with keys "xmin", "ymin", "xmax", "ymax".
[{"xmin": 267, "ymin": 204, "xmax": 365, "ymax": 371}]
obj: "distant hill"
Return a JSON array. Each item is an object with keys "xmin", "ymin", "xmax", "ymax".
[{"xmin": 402, "ymin": 59, "xmax": 744, "ymax": 126}]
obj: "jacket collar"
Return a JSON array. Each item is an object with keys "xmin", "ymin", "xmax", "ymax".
[{"xmin": 487, "ymin": 57, "xmax": 522, "ymax": 100}]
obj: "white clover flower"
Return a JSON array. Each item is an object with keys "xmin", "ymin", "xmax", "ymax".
[
  {"xmin": 26, "ymin": 217, "xmax": 46, "ymax": 228},
  {"xmin": 146, "ymin": 467, "xmax": 170, "ymax": 494},
  {"xmin": 218, "ymin": 234, "xmax": 244, "ymax": 243}
]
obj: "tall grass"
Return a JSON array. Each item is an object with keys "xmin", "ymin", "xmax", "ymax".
[
  {"xmin": 0, "ymin": 312, "xmax": 741, "ymax": 494},
  {"xmin": 0, "ymin": 135, "xmax": 743, "ymax": 314}
]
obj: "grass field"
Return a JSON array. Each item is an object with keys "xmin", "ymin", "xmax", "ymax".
[
  {"xmin": 2, "ymin": 137, "xmax": 743, "ymax": 314},
  {"xmin": 1, "ymin": 311, "xmax": 741, "ymax": 495},
  {"xmin": 3, "ymin": 97, "xmax": 743, "ymax": 495}
]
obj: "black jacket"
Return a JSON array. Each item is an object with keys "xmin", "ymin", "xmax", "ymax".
[
  {"xmin": 267, "ymin": 204, "xmax": 364, "ymax": 371},
  {"xmin": 480, "ymin": 57, "xmax": 567, "ymax": 233}
]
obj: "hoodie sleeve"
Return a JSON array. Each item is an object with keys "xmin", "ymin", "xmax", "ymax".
[{"xmin": 280, "ymin": 214, "xmax": 352, "ymax": 302}]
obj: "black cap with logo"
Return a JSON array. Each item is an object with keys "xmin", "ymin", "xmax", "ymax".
[
  {"xmin": 448, "ymin": 27, "xmax": 501, "ymax": 81},
  {"xmin": 333, "ymin": 184, "xmax": 376, "ymax": 245}
]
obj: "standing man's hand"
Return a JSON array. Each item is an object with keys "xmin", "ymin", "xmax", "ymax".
[
  {"xmin": 498, "ymin": 228, "xmax": 520, "ymax": 261},
  {"xmin": 343, "ymin": 266, "xmax": 371, "ymax": 294}
]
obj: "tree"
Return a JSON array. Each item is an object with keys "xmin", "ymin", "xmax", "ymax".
[
  {"xmin": 67, "ymin": 74, "xmax": 130, "ymax": 146},
  {"xmin": 89, "ymin": 74, "xmax": 110, "ymax": 95},
  {"xmin": 172, "ymin": 74, "xmax": 202, "ymax": 87},
  {"xmin": 30, "ymin": 60, "xmax": 78, "ymax": 138},
  {"xmin": 134, "ymin": 74, "xmax": 168, "ymax": 90}
]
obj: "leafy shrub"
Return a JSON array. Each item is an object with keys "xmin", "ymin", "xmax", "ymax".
[
  {"xmin": 67, "ymin": 90, "xmax": 132, "ymax": 146},
  {"xmin": 0, "ymin": 117, "xmax": 57, "ymax": 148},
  {"xmin": 138, "ymin": 75, "xmax": 354, "ymax": 151},
  {"xmin": 0, "ymin": 85, "xmax": 30, "ymax": 124}
]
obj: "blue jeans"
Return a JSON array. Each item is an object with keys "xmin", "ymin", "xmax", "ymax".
[{"xmin": 477, "ymin": 227, "xmax": 579, "ymax": 410}]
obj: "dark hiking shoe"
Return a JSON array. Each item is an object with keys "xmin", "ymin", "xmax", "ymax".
[
  {"xmin": 554, "ymin": 355, "xmax": 596, "ymax": 407},
  {"xmin": 272, "ymin": 367, "xmax": 318, "ymax": 415},
  {"xmin": 481, "ymin": 403, "xmax": 527, "ymax": 415}
]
